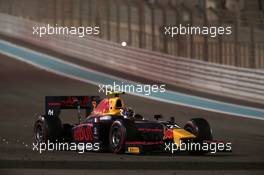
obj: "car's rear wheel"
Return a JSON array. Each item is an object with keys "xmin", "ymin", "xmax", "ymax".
[
  {"xmin": 34, "ymin": 116, "xmax": 62, "ymax": 143},
  {"xmin": 35, "ymin": 120, "xmax": 45, "ymax": 142},
  {"xmin": 62, "ymin": 123, "xmax": 73, "ymax": 142}
]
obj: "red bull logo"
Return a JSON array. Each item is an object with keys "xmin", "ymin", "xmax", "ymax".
[
  {"xmin": 164, "ymin": 129, "xmax": 173, "ymax": 140},
  {"xmin": 74, "ymin": 125, "xmax": 94, "ymax": 141}
]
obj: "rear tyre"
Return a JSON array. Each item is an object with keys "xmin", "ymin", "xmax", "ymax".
[
  {"xmin": 34, "ymin": 119, "xmax": 45, "ymax": 143},
  {"xmin": 62, "ymin": 123, "xmax": 73, "ymax": 142},
  {"xmin": 34, "ymin": 116, "xmax": 62, "ymax": 143}
]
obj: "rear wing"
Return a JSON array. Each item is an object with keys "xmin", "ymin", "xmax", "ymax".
[{"xmin": 45, "ymin": 96, "xmax": 101, "ymax": 117}]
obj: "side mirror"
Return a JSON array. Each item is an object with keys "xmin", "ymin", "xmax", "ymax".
[
  {"xmin": 154, "ymin": 114, "xmax": 162, "ymax": 120},
  {"xmin": 170, "ymin": 117, "xmax": 175, "ymax": 123}
]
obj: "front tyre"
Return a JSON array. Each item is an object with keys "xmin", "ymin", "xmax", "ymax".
[
  {"xmin": 184, "ymin": 118, "xmax": 213, "ymax": 141},
  {"xmin": 184, "ymin": 118, "xmax": 213, "ymax": 155},
  {"xmin": 109, "ymin": 120, "xmax": 127, "ymax": 153}
]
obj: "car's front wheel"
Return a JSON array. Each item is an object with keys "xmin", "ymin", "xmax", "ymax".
[
  {"xmin": 184, "ymin": 118, "xmax": 213, "ymax": 154},
  {"xmin": 184, "ymin": 118, "xmax": 213, "ymax": 141},
  {"xmin": 109, "ymin": 120, "xmax": 127, "ymax": 153}
]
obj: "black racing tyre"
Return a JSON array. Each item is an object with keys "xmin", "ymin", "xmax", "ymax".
[
  {"xmin": 184, "ymin": 118, "xmax": 213, "ymax": 155},
  {"xmin": 34, "ymin": 116, "xmax": 62, "ymax": 143},
  {"xmin": 62, "ymin": 123, "xmax": 73, "ymax": 142},
  {"xmin": 34, "ymin": 119, "xmax": 45, "ymax": 143},
  {"xmin": 184, "ymin": 118, "xmax": 213, "ymax": 141},
  {"xmin": 109, "ymin": 120, "xmax": 137, "ymax": 153},
  {"xmin": 109, "ymin": 120, "xmax": 127, "ymax": 153}
]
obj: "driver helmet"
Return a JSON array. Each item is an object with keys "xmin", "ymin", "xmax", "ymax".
[{"xmin": 120, "ymin": 107, "xmax": 135, "ymax": 119}]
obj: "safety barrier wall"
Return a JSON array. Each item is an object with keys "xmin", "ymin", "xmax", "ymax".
[{"xmin": 0, "ymin": 13, "xmax": 264, "ymax": 104}]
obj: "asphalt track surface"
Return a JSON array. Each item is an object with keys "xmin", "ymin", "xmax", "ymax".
[
  {"xmin": 1, "ymin": 39, "xmax": 264, "ymax": 119},
  {"xmin": 0, "ymin": 45, "xmax": 264, "ymax": 174}
]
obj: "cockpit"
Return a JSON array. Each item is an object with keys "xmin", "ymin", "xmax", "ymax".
[{"xmin": 91, "ymin": 97, "xmax": 125, "ymax": 116}]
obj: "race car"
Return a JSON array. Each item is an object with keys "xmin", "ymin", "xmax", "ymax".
[{"xmin": 34, "ymin": 92, "xmax": 229, "ymax": 154}]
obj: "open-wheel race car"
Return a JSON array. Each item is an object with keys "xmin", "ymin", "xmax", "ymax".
[{"xmin": 34, "ymin": 92, "xmax": 230, "ymax": 154}]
